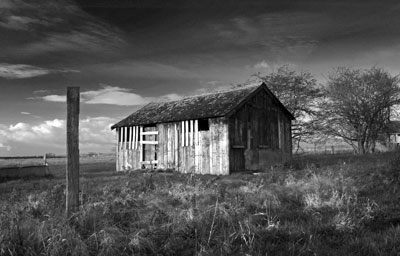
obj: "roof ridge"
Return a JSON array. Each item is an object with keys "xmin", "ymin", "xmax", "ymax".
[
  {"xmin": 111, "ymin": 82, "xmax": 296, "ymax": 129},
  {"xmin": 147, "ymin": 83, "xmax": 262, "ymax": 105}
]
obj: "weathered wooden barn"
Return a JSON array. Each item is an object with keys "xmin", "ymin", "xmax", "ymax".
[
  {"xmin": 111, "ymin": 83, "xmax": 294, "ymax": 175},
  {"xmin": 387, "ymin": 120, "xmax": 400, "ymax": 150}
]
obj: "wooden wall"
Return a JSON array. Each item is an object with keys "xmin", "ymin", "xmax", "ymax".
[
  {"xmin": 115, "ymin": 117, "xmax": 230, "ymax": 175},
  {"xmin": 229, "ymin": 88, "xmax": 292, "ymax": 171},
  {"xmin": 116, "ymin": 126, "xmax": 141, "ymax": 171}
]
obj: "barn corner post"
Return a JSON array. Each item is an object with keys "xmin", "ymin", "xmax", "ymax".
[{"xmin": 66, "ymin": 87, "xmax": 80, "ymax": 217}]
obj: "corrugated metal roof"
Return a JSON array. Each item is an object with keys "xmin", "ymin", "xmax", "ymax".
[{"xmin": 111, "ymin": 83, "xmax": 293, "ymax": 129}]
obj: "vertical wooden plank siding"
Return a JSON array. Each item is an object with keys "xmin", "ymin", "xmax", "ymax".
[
  {"xmin": 132, "ymin": 126, "xmax": 136, "ymax": 150},
  {"xmin": 123, "ymin": 127, "xmax": 127, "ymax": 149},
  {"xmin": 167, "ymin": 124, "xmax": 172, "ymax": 168},
  {"xmin": 220, "ymin": 120, "xmax": 229, "ymax": 175},
  {"xmin": 163, "ymin": 124, "xmax": 168, "ymax": 168},
  {"xmin": 190, "ymin": 120, "xmax": 194, "ymax": 146},
  {"xmin": 165, "ymin": 124, "xmax": 169, "ymax": 168},
  {"xmin": 139, "ymin": 126, "xmax": 143, "ymax": 162},
  {"xmin": 116, "ymin": 129, "xmax": 119, "ymax": 171},
  {"xmin": 125, "ymin": 127, "xmax": 128, "ymax": 149},
  {"xmin": 124, "ymin": 127, "xmax": 128, "ymax": 166},
  {"xmin": 194, "ymin": 120, "xmax": 199, "ymax": 173},
  {"xmin": 158, "ymin": 123, "xmax": 164, "ymax": 169},
  {"xmin": 117, "ymin": 127, "xmax": 123, "ymax": 170},
  {"xmin": 213, "ymin": 120, "xmax": 219, "ymax": 174},
  {"xmin": 120, "ymin": 127, "xmax": 124, "ymax": 166},
  {"xmin": 278, "ymin": 114, "xmax": 282, "ymax": 149},
  {"xmin": 116, "ymin": 128, "xmax": 119, "ymax": 149},
  {"xmin": 181, "ymin": 121, "xmax": 185, "ymax": 147},
  {"xmin": 127, "ymin": 127, "xmax": 131, "ymax": 149},
  {"xmin": 133, "ymin": 126, "xmax": 136, "ymax": 150},
  {"xmin": 185, "ymin": 121, "xmax": 189, "ymax": 147},
  {"xmin": 115, "ymin": 125, "xmax": 144, "ymax": 171},
  {"xmin": 119, "ymin": 127, "xmax": 122, "ymax": 149},
  {"xmin": 201, "ymin": 131, "xmax": 210, "ymax": 174},
  {"xmin": 135, "ymin": 126, "xmax": 138, "ymax": 150},
  {"xmin": 198, "ymin": 131, "xmax": 203, "ymax": 174},
  {"xmin": 174, "ymin": 123, "xmax": 178, "ymax": 171},
  {"xmin": 209, "ymin": 123, "xmax": 213, "ymax": 174},
  {"xmin": 129, "ymin": 126, "xmax": 133, "ymax": 150},
  {"xmin": 194, "ymin": 120, "xmax": 199, "ymax": 145},
  {"xmin": 121, "ymin": 127, "xmax": 125, "ymax": 149},
  {"xmin": 122, "ymin": 127, "xmax": 125, "ymax": 149}
]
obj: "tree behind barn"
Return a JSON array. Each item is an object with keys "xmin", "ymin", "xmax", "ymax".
[
  {"xmin": 317, "ymin": 67, "xmax": 400, "ymax": 154},
  {"xmin": 255, "ymin": 65, "xmax": 322, "ymax": 151}
]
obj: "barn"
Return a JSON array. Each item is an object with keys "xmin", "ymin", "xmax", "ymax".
[
  {"xmin": 387, "ymin": 120, "xmax": 400, "ymax": 150},
  {"xmin": 111, "ymin": 82, "xmax": 294, "ymax": 175}
]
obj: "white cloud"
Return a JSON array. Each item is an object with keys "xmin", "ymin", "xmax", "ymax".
[
  {"xmin": 45, "ymin": 119, "xmax": 64, "ymax": 128},
  {"xmin": 0, "ymin": 63, "xmax": 79, "ymax": 79},
  {"xmin": 32, "ymin": 119, "xmax": 65, "ymax": 135},
  {"xmin": 9, "ymin": 122, "xmax": 30, "ymax": 132},
  {"xmin": 36, "ymin": 85, "xmax": 183, "ymax": 106},
  {"xmin": 33, "ymin": 89, "xmax": 52, "ymax": 94},
  {"xmin": 41, "ymin": 95, "xmax": 66, "ymax": 103},
  {"xmin": 0, "ymin": 142, "xmax": 11, "ymax": 151},
  {"xmin": 0, "ymin": 117, "xmax": 118, "ymax": 154},
  {"xmin": 0, "ymin": 64, "xmax": 50, "ymax": 79},
  {"xmin": 21, "ymin": 112, "xmax": 31, "ymax": 115},
  {"xmin": 254, "ymin": 60, "xmax": 270, "ymax": 69}
]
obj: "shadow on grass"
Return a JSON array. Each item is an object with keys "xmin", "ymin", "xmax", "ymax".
[{"xmin": 0, "ymin": 174, "xmax": 55, "ymax": 184}]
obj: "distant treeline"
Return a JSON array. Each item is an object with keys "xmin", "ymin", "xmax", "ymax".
[
  {"xmin": 0, "ymin": 153, "xmax": 111, "ymax": 160},
  {"xmin": 0, "ymin": 155, "xmax": 66, "ymax": 159}
]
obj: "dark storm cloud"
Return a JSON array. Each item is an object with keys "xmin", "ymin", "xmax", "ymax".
[{"xmin": 0, "ymin": 0, "xmax": 126, "ymax": 63}]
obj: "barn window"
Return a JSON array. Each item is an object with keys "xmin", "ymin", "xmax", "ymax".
[{"xmin": 198, "ymin": 118, "xmax": 209, "ymax": 131}]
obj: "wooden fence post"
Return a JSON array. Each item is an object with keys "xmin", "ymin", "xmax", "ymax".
[{"xmin": 66, "ymin": 87, "xmax": 80, "ymax": 217}]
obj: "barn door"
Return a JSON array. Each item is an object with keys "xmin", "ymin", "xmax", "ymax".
[{"xmin": 231, "ymin": 146, "xmax": 245, "ymax": 172}]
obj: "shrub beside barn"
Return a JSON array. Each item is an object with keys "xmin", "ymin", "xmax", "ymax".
[{"xmin": 111, "ymin": 83, "xmax": 294, "ymax": 175}]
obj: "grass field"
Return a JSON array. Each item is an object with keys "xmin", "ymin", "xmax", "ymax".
[{"xmin": 0, "ymin": 152, "xmax": 399, "ymax": 255}]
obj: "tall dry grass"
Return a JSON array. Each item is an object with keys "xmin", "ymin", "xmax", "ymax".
[{"xmin": 0, "ymin": 153, "xmax": 399, "ymax": 255}]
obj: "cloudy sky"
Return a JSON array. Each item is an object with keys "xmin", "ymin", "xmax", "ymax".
[{"xmin": 1, "ymin": 0, "xmax": 400, "ymax": 156}]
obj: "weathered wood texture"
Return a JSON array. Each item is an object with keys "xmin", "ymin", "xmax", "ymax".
[
  {"xmin": 157, "ymin": 117, "xmax": 229, "ymax": 175},
  {"xmin": 116, "ymin": 126, "xmax": 142, "ymax": 171},
  {"xmin": 229, "ymin": 88, "xmax": 291, "ymax": 171},
  {"xmin": 115, "ymin": 86, "xmax": 292, "ymax": 174},
  {"xmin": 116, "ymin": 117, "xmax": 229, "ymax": 175},
  {"xmin": 66, "ymin": 87, "xmax": 80, "ymax": 216}
]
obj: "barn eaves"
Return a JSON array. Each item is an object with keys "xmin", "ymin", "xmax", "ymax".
[{"xmin": 111, "ymin": 82, "xmax": 294, "ymax": 129}]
